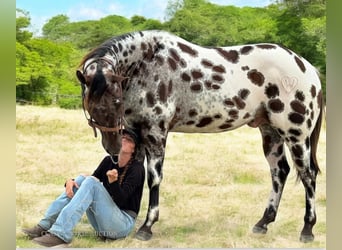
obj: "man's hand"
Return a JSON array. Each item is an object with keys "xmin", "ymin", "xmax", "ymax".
[
  {"xmin": 106, "ymin": 169, "xmax": 118, "ymax": 184},
  {"xmin": 65, "ymin": 179, "xmax": 79, "ymax": 198}
]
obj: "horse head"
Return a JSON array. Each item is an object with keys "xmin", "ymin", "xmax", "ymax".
[{"xmin": 76, "ymin": 57, "xmax": 128, "ymax": 156}]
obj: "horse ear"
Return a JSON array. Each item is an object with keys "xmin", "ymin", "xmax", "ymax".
[{"xmin": 76, "ymin": 70, "xmax": 86, "ymax": 85}]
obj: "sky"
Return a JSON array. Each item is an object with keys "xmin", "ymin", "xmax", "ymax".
[{"xmin": 16, "ymin": 0, "xmax": 272, "ymax": 35}]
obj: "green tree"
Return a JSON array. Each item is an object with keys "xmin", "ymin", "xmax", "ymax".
[
  {"xmin": 16, "ymin": 9, "xmax": 33, "ymax": 43},
  {"xmin": 42, "ymin": 15, "xmax": 70, "ymax": 41}
]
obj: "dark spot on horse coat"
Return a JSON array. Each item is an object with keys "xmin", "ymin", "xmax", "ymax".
[
  {"xmin": 309, "ymin": 102, "xmax": 313, "ymax": 110},
  {"xmin": 191, "ymin": 70, "xmax": 203, "ymax": 79},
  {"xmin": 295, "ymin": 159, "xmax": 304, "ymax": 167},
  {"xmin": 256, "ymin": 44, "xmax": 277, "ymax": 50},
  {"xmin": 240, "ymin": 45, "xmax": 254, "ymax": 55},
  {"xmin": 177, "ymin": 42, "xmax": 198, "ymax": 57},
  {"xmin": 146, "ymin": 92, "xmax": 156, "ymax": 107},
  {"xmin": 288, "ymin": 128, "xmax": 302, "ymax": 136},
  {"xmin": 239, "ymin": 89, "xmax": 250, "ymax": 100},
  {"xmin": 189, "ymin": 109, "xmax": 198, "ymax": 117},
  {"xmin": 262, "ymin": 135, "xmax": 272, "ymax": 156},
  {"xmin": 294, "ymin": 55, "xmax": 306, "ymax": 73},
  {"xmin": 233, "ymin": 96, "xmax": 246, "ymax": 109},
  {"xmin": 125, "ymin": 108, "xmax": 132, "ymax": 115},
  {"xmin": 265, "ymin": 83, "xmax": 280, "ymax": 98},
  {"xmin": 141, "ymin": 42, "xmax": 147, "ymax": 51},
  {"xmin": 212, "ymin": 65, "xmax": 226, "ymax": 73},
  {"xmin": 167, "ymin": 57, "xmax": 177, "ymax": 71},
  {"xmin": 278, "ymin": 157, "xmax": 290, "ymax": 183},
  {"xmin": 181, "ymin": 72, "xmax": 191, "ymax": 82},
  {"xmin": 201, "ymin": 59, "xmax": 213, "ymax": 68},
  {"xmin": 289, "ymin": 136, "xmax": 299, "ymax": 143},
  {"xmin": 186, "ymin": 121, "xmax": 195, "ymax": 125},
  {"xmin": 243, "ymin": 113, "xmax": 251, "ymax": 119},
  {"xmin": 223, "ymin": 98, "xmax": 235, "ymax": 107},
  {"xmin": 168, "ymin": 80, "xmax": 173, "ymax": 97},
  {"xmin": 204, "ymin": 80, "xmax": 212, "ymax": 89},
  {"xmin": 212, "ymin": 74, "xmax": 224, "ymax": 83},
  {"xmin": 311, "ymin": 85, "xmax": 317, "ymax": 98},
  {"xmin": 290, "ymin": 100, "xmax": 306, "ymax": 114},
  {"xmin": 288, "ymin": 112, "xmax": 305, "ymax": 125},
  {"xmin": 268, "ymin": 99, "xmax": 285, "ymax": 113},
  {"xmin": 196, "ymin": 117, "xmax": 213, "ymax": 127},
  {"xmin": 219, "ymin": 123, "xmax": 233, "ymax": 129},
  {"xmin": 154, "ymin": 106, "xmax": 162, "ymax": 114},
  {"xmin": 310, "ymin": 111, "xmax": 315, "ymax": 120},
  {"xmin": 295, "ymin": 91, "xmax": 305, "ymax": 102},
  {"xmin": 292, "ymin": 145, "xmax": 303, "ymax": 158},
  {"xmin": 277, "ymin": 145, "xmax": 284, "ymax": 156},
  {"xmin": 190, "ymin": 82, "xmax": 203, "ymax": 92},
  {"xmin": 118, "ymin": 43, "xmax": 123, "ymax": 52},
  {"xmin": 241, "ymin": 66, "xmax": 249, "ymax": 71},
  {"xmin": 216, "ymin": 48, "xmax": 239, "ymax": 63},
  {"xmin": 307, "ymin": 119, "xmax": 312, "ymax": 129},
  {"xmin": 113, "ymin": 45, "xmax": 119, "ymax": 54},
  {"xmin": 158, "ymin": 82, "xmax": 168, "ymax": 103},
  {"xmin": 159, "ymin": 120, "xmax": 166, "ymax": 132},
  {"xmin": 155, "ymin": 55, "xmax": 165, "ymax": 66},
  {"xmin": 145, "ymin": 48, "xmax": 154, "ymax": 62},
  {"xmin": 247, "ymin": 69, "xmax": 265, "ymax": 86},
  {"xmin": 169, "ymin": 48, "xmax": 180, "ymax": 62},
  {"xmin": 317, "ymin": 90, "xmax": 323, "ymax": 107},
  {"xmin": 273, "ymin": 181, "xmax": 279, "ymax": 193},
  {"xmin": 228, "ymin": 109, "xmax": 239, "ymax": 119},
  {"xmin": 180, "ymin": 59, "xmax": 187, "ymax": 68}
]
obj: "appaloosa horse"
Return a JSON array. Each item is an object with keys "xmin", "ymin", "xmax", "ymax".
[{"xmin": 76, "ymin": 30, "xmax": 323, "ymax": 242}]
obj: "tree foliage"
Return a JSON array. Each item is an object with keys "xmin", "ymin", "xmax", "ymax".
[{"xmin": 16, "ymin": 0, "xmax": 326, "ymax": 108}]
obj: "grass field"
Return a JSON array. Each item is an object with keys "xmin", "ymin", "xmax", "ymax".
[{"xmin": 16, "ymin": 105, "xmax": 326, "ymax": 248}]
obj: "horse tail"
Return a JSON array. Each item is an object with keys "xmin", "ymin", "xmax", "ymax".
[{"xmin": 310, "ymin": 90, "xmax": 324, "ymax": 174}]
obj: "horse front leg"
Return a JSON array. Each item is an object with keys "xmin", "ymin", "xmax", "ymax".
[{"xmin": 135, "ymin": 142, "xmax": 165, "ymax": 241}]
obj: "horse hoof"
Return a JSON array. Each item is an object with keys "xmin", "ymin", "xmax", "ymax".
[
  {"xmin": 252, "ymin": 225, "xmax": 267, "ymax": 234},
  {"xmin": 135, "ymin": 230, "xmax": 153, "ymax": 241},
  {"xmin": 300, "ymin": 234, "xmax": 314, "ymax": 243}
]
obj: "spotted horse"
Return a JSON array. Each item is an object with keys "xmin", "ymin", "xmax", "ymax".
[{"xmin": 76, "ymin": 30, "xmax": 324, "ymax": 243}]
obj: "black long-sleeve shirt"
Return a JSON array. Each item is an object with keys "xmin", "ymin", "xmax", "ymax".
[{"xmin": 91, "ymin": 156, "xmax": 145, "ymax": 215}]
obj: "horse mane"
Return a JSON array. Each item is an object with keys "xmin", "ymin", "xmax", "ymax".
[
  {"xmin": 78, "ymin": 31, "xmax": 144, "ymax": 68},
  {"xmin": 78, "ymin": 44, "xmax": 113, "ymax": 68}
]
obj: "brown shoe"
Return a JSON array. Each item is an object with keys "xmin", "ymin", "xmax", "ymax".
[
  {"xmin": 22, "ymin": 225, "xmax": 47, "ymax": 239},
  {"xmin": 32, "ymin": 232, "xmax": 69, "ymax": 248}
]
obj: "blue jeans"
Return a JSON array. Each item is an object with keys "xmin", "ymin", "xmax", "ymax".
[{"xmin": 38, "ymin": 175, "xmax": 135, "ymax": 243}]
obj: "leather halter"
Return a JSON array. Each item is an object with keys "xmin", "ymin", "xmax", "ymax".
[{"xmin": 81, "ymin": 57, "xmax": 126, "ymax": 138}]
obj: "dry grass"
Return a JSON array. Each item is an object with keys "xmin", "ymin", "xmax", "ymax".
[{"xmin": 16, "ymin": 105, "xmax": 326, "ymax": 248}]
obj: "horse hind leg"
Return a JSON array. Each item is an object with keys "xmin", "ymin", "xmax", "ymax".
[
  {"xmin": 253, "ymin": 124, "xmax": 290, "ymax": 234},
  {"xmin": 288, "ymin": 138, "xmax": 319, "ymax": 242}
]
